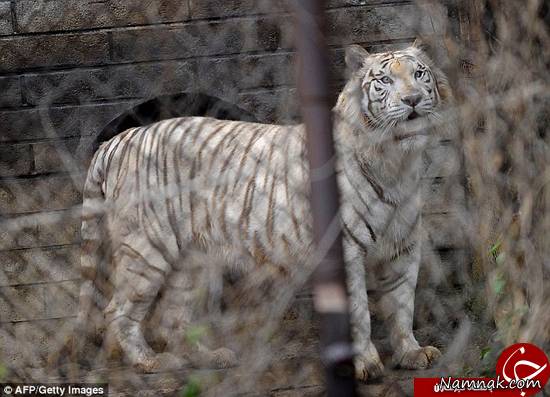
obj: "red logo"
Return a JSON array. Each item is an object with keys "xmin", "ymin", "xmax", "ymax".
[
  {"xmin": 495, "ymin": 343, "xmax": 549, "ymax": 396},
  {"xmin": 414, "ymin": 343, "xmax": 549, "ymax": 396}
]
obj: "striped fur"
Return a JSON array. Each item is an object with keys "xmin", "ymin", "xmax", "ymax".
[{"xmin": 75, "ymin": 44, "xmax": 450, "ymax": 377}]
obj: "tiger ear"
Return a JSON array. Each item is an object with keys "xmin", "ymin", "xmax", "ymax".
[{"xmin": 345, "ymin": 45, "xmax": 370, "ymax": 73}]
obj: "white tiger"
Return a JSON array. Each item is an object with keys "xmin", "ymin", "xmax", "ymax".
[{"xmin": 72, "ymin": 43, "xmax": 451, "ymax": 381}]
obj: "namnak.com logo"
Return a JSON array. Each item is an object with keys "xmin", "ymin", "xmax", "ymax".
[
  {"xmin": 414, "ymin": 343, "xmax": 549, "ymax": 396},
  {"xmin": 495, "ymin": 343, "xmax": 549, "ymax": 396}
]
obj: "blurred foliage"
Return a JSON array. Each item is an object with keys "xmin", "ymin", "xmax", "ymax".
[
  {"xmin": 181, "ymin": 377, "xmax": 202, "ymax": 397},
  {"xmin": 0, "ymin": 364, "xmax": 7, "ymax": 382}
]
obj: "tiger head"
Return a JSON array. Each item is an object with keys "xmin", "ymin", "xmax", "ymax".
[{"xmin": 337, "ymin": 42, "xmax": 451, "ymax": 150}]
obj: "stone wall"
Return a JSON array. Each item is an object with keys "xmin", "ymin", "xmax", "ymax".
[{"xmin": 0, "ymin": 0, "xmax": 466, "ymax": 382}]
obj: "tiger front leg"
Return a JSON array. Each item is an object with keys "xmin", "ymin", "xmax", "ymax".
[
  {"xmin": 345, "ymin": 242, "xmax": 385, "ymax": 382},
  {"xmin": 375, "ymin": 244, "xmax": 441, "ymax": 370},
  {"xmin": 103, "ymin": 250, "xmax": 184, "ymax": 373}
]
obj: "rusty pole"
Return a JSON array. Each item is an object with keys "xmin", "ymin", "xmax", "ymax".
[{"xmin": 293, "ymin": 1, "xmax": 358, "ymax": 396}]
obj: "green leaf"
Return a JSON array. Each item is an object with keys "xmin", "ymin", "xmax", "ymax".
[
  {"xmin": 492, "ymin": 274, "xmax": 506, "ymax": 295},
  {"xmin": 185, "ymin": 325, "xmax": 207, "ymax": 346},
  {"xmin": 480, "ymin": 346, "xmax": 491, "ymax": 360},
  {"xmin": 181, "ymin": 377, "xmax": 201, "ymax": 397},
  {"xmin": 489, "ymin": 241, "xmax": 501, "ymax": 257},
  {"xmin": 0, "ymin": 364, "xmax": 6, "ymax": 382}
]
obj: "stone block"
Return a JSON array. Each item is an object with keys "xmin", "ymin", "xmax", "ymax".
[
  {"xmin": 23, "ymin": 61, "xmax": 196, "ymax": 105},
  {"xmin": 0, "ymin": 175, "xmax": 83, "ymax": 215},
  {"xmin": 238, "ymin": 87, "xmax": 299, "ymax": 124},
  {"xmin": 77, "ymin": 101, "xmax": 139, "ymax": 139},
  {"xmin": 327, "ymin": 0, "xmax": 407, "ymax": 7},
  {"xmin": 43, "ymin": 280, "xmax": 79, "ymax": 318},
  {"xmin": 32, "ymin": 137, "xmax": 93, "ymax": 174},
  {"xmin": 0, "ymin": 323, "xmax": 23, "ymax": 370},
  {"xmin": 0, "ymin": 245, "xmax": 80, "ymax": 287},
  {"xmin": 15, "ymin": 0, "xmax": 189, "ymax": 33},
  {"xmin": 36, "ymin": 211, "xmax": 81, "ymax": 247},
  {"xmin": 12, "ymin": 318, "xmax": 70, "ymax": 368},
  {"xmin": 0, "ymin": 32, "xmax": 109, "ymax": 73},
  {"xmin": 111, "ymin": 16, "xmax": 291, "ymax": 63},
  {"xmin": 0, "ymin": 107, "xmax": 81, "ymax": 143},
  {"xmin": 0, "ymin": 284, "xmax": 45, "ymax": 322},
  {"xmin": 325, "ymin": 4, "xmax": 430, "ymax": 46},
  {"xmin": 0, "ymin": 2, "xmax": 13, "ymax": 35},
  {"xmin": 0, "ymin": 210, "xmax": 81, "ymax": 250},
  {"xmin": 0, "ymin": 144, "xmax": 32, "ymax": 177},
  {"xmin": 189, "ymin": 0, "xmax": 286, "ymax": 19},
  {"xmin": 0, "ymin": 77, "xmax": 22, "ymax": 108}
]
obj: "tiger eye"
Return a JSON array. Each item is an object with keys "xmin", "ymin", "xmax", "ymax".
[{"xmin": 381, "ymin": 76, "xmax": 393, "ymax": 84}]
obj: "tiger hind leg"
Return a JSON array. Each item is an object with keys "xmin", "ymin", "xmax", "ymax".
[
  {"xmin": 103, "ymin": 248, "xmax": 184, "ymax": 373},
  {"xmin": 154, "ymin": 253, "xmax": 238, "ymax": 369}
]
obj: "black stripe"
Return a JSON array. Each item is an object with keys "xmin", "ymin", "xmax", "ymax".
[
  {"xmin": 370, "ymin": 274, "xmax": 409, "ymax": 298},
  {"xmin": 153, "ymin": 123, "xmax": 163, "ymax": 192},
  {"xmin": 391, "ymin": 241, "xmax": 416, "ymax": 261},
  {"xmin": 112, "ymin": 129, "xmax": 137, "ymax": 199},
  {"xmin": 197, "ymin": 124, "xmax": 226, "ymax": 167},
  {"xmin": 342, "ymin": 222, "xmax": 368, "ymax": 252},
  {"xmin": 342, "ymin": 166, "xmax": 373, "ymax": 216},
  {"xmin": 133, "ymin": 127, "xmax": 149, "ymax": 191},
  {"xmin": 380, "ymin": 56, "xmax": 394, "ymax": 68},
  {"xmin": 212, "ymin": 140, "xmax": 239, "ymax": 206},
  {"xmin": 119, "ymin": 243, "xmax": 167, "ymax": 277},
  {"xmin": 162, "ymin": 127, "xmax": 183, "ymax": 253},
  {"xmin": 102, "ymin": 131, "xmax": 127, "ymax": 196},
  {"xmin": 174, "ymin": 125, "xmax": 186, "ymax": 221},
  {"xmin": 240, "ymin": 178, "xmax": 256, "ymax": 239},
  {"xmin": 352, "ymin": 205, "xmax": 377, "ymax": 242},
  {"xmin": 189, "ymin": 158, "xmax": 197, "ymax": 236},
  {"xmin": 219, "ymin": 184, "xmax": 230, "ymax": 240},
  {"xmin": 219, "ymin": 138, "xmax": 241, "ymax": 174},
  {"xmin": 240, "ymin": 146, "xmax": 264, "ymax": 240},
  {"xmin": 264, "ymin": 131, "xmax": 278, "ymax": 190},
  {"xmin": 145, "ymin": 126, "xmax": 165, "ymax": 230},
  {"xmin": 266, "ymin": 171, "xmax": 277, "ymax": 245},
  {"xmin": 190, "ymin": 118, "xmax": 212, "ymax": 145},
  {"xmin": 283, "ymin": 134, "xmax": 303, "ymax": 242},
  {"xmin": 209, "ymin": 127, "xmax": 239, "ymax": 172},
  {"xmin": 140, "ymin": 205, "xmax": 177, "ymax": 268},
  {"xmin": 354, "ymin": 152, "xmax": 396, "ymax": 206},
  {"xmin": 233, "ymin": 127, "xmax": 263, "ymax": 192}
]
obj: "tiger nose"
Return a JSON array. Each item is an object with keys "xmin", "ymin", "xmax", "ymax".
[{"xmin": 401, "ymin": 93, "xmax": 422, "ymax": 107}]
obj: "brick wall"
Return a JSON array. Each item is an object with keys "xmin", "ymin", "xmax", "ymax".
[{"xmin": 0, "ymin": 0, "xmax": 466, "ymax": 377}]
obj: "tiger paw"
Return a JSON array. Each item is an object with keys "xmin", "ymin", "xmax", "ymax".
[
  {"xmin": 396, "ymin": 345, "xmax": 441, "ymax": 370},
  {"xmin": 209, "ymin": 347, "xmax": 238, "ymax": 369},
  {"xmin": 133, "ymin": 352, "xmax": 185, "ymax": 373},
  {"xmin": 355, "ymin": 344, "xmax": 385, "ymax": 382},
  {"xmin": 193, "ymin": 347, "xmax": 238, "ymax": 369}
]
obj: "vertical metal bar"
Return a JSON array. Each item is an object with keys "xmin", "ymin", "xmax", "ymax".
[{"xmin": 293, "ymin": 1, "xmax": 358, "ymax": 396}]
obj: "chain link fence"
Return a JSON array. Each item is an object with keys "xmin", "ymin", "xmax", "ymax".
[{"xmin": 0, "ymin": 0, "xmax": 548, "ymax": 395}]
